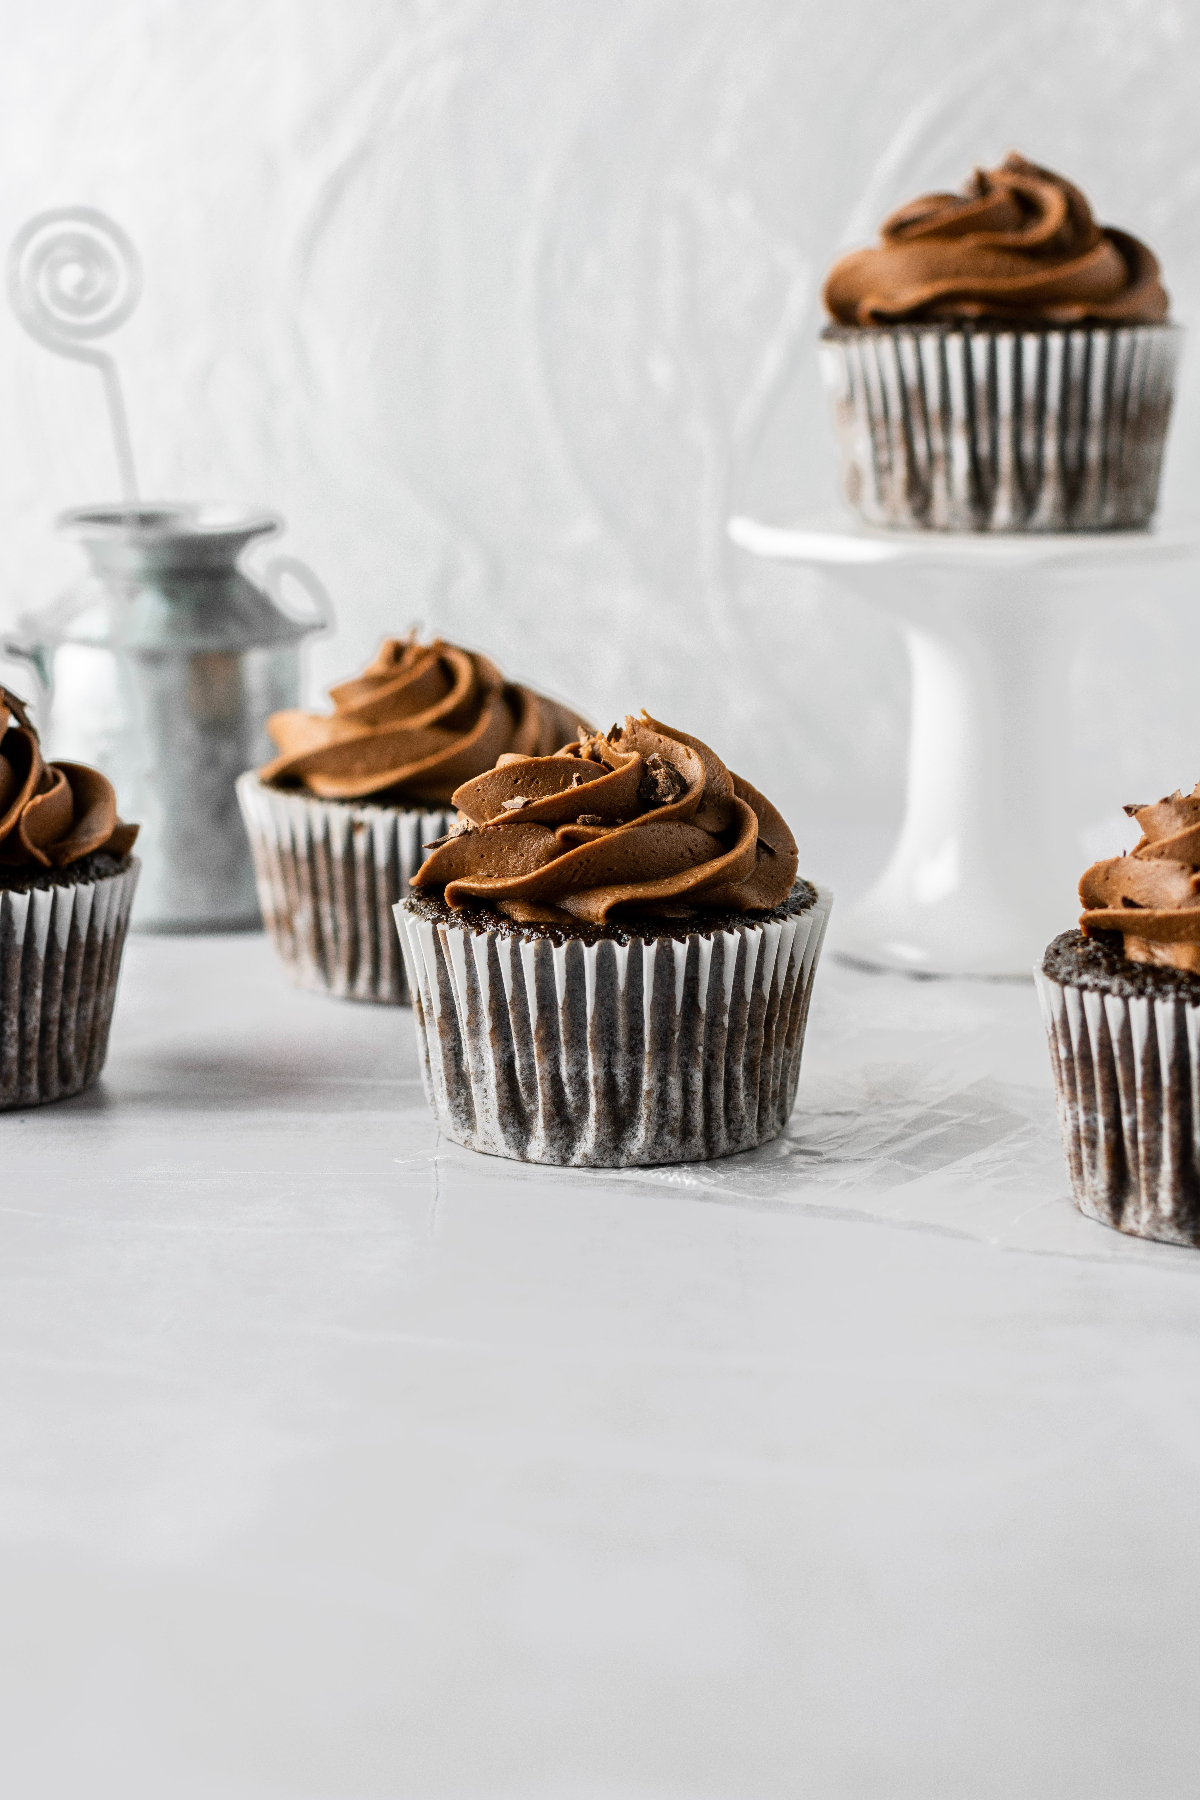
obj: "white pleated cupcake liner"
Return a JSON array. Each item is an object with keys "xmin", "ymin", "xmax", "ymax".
[
  {"xmin": 820, "ymin": 323, "xmax": 1180, "ymax": 531},
  {"xmin": 237, "ymin": 772, "xmax": 454, "ymax": 1005},
  {"xmin": 0, "ymin": 856, "xmax": 139, "ymax": 1109},
  {"xmin": 1036, "ymin": 966, "xmax": 1200, "ymax": 1247},
  {"xmin": 395, "ymin": 886, "xmax": 833, "ymax": 1167}
]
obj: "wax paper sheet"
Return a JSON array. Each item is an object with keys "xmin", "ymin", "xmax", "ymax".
[{"xmin": 427, "ymin": 956, "xmax": 1200, "ymax": 1270}]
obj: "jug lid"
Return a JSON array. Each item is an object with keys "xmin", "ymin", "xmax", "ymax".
[
  {"xmin": 20, "ymin": 500, "xmax": 319, "ymax": 654},
  {"xmin": 58, "ymin": 500, "xmax": 281, "ymax": 557}
]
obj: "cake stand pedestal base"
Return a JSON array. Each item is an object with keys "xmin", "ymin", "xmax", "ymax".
[{"xmin": 729, "ymin": 517, "xmax": 1200, "ymax": 978}]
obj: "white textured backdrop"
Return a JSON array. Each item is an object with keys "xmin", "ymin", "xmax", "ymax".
[{"xmin": 1, "ymin": 0, "xmax": 1199, "ymax": 844}]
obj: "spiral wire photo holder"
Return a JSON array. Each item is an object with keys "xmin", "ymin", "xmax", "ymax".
[{"xmin": 8, "ymin": 206, "xmax": 142, "ymax": 499}]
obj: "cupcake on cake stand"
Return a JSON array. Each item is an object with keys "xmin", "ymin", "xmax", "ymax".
[{"xmin": 734, "ymin": 153, "xmax": 1193, "ymax": 979}]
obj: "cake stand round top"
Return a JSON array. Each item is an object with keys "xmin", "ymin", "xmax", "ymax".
[
  {"xmin": 728, "ymin": 513, "xmax": 1200, "ymax": 572},
  {"xmin": 726, "ymin": 511, "xmax": 1200, "ymax": 977}
]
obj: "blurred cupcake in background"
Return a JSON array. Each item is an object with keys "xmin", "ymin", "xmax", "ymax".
[
  {"xmin": 237, "ymin": 634, "xmax": 590, "ymax": 1005},
  {"xmin": 0, "ymin": 686, "xmax": 139, "ymax": 1108},
  {"xmin": 821, "ymin": 152, "xmax": 1179, "ymax": 531},
  {"xmin": 1038, "ymin": 783, "xmax": 1200, "ymax": 1247},
  {"xmin": 395, "ymin": 712, "xmax": 832, "ymax": 1166}
]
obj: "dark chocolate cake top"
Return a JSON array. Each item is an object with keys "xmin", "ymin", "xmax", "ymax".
[
  {"xmin": 403, "ymin": 879, "xmax": 818, "ymax": 950},
  {"xmin": 1043, "ymin": 929, "xmax": 1200, "ymax": 1003}
]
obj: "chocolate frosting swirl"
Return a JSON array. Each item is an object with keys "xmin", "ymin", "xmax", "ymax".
[
  {"xmin": 411, "ymin": 714, "xmax": 799, "ymax": 924},
  {"xmin": 1080, "ymin": 788, "xmax": 1200, "ymax": 972},
  {"xmin": 260, "ymin": 635, "xmax": 591, "ymax": 805},
  {"xmin": 824, "ymin": 153, "xmax": 1169, "ymax": 327},
  {"xmin": 0, "ymin": 687, "xmax": 138, "ymax": 870}
]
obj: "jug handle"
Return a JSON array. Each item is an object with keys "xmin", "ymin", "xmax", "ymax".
[
  {"xmin": 262, "ymin": 555, "xmax": 336, "ymax": 635},
  {"xmin": 0, "ymin": 641, "xmax": 53, "ymax": 715}
]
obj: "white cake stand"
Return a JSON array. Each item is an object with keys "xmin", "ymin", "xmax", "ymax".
[{"xmin": 729, "ymin": 515, "xmax": 1200, "ymax": 978}]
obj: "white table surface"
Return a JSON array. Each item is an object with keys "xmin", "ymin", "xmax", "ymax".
[{"xmin": 4, "ymin": 835, "xmax": 1200, "ymax": 1800}]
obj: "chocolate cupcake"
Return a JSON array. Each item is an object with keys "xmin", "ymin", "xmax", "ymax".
[
  {"xmin": 1037, "ymin": 785, "xmax": 1200, "ymax": 1245},
  {"xmin": 0, "ymin": 687, "xmax": 139, "ymax": 1108},
  {"xmin": 821, "ymin": 153, "xmax": 1179, "ymax": 531},
  {"xmin": 395, "ymin": 714, "xmax": 832, "ymax": 1166},
  {"xmin": 237, "ymin": 634, "xmax": 590, "ymax": 1005}
]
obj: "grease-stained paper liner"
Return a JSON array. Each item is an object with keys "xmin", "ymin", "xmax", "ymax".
[
  {"xmin": 395, "ymin": 887, "xmax": 833, "ymax": 1167},
  {"xmin": 1036, "ymin": 966, "xmax": 1200, "ymax": 1247},
  {"xmin": 237, "ymin": 773, "xmax": 453, "ymax": 1006},
  {"xmin": 820, "ymin": 323, "xmax": 1180, "ymax": 532},
  {"xmin": 0, "ymin": 857, "xmax": 139, "ymax": 1110}
]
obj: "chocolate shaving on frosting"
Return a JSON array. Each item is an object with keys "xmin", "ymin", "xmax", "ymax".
[
  {"xmin": 638, "ymin": 752, "xmax": 688, "ymax": 808},
  {"xmin": 411, "ymin": 713, "xmax": 799, "ymax": 924},
  {"xmin": 260, "ymin": 635, "xmax": 591, "ymax": 804},
  {"xmin": 824, "ymin": 152, "xmax": 1169, "ymax": 327},
  {"xmin": 1080, "ymin": 785, "xmax": 1200, "ymax": 971},
  {"xmin": 0, "ymin": 687, "xmax": 138, "ymax": 870}
]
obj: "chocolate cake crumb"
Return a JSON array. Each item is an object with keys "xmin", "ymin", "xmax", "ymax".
[
  {"xmin": 638, "ymin": 753, "xmax": 687, "ymax": 808},
  {"xmin": 576, "ymin": 814, "xmax": 603, "ymax": 827},
  {"xmin": 500, "ymin": 797, "xmax": 531, "ymax": 812}
]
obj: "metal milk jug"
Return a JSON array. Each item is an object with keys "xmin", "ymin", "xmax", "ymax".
[{"xmin": 3, "ymin": 502, "xmax": 332, "ymax": 931}]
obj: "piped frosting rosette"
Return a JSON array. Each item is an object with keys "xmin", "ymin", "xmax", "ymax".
[
  {"xmin": 395, "ymin": 715, "xmax": 831, "ymax": 1167},
  {"xmin": 825, "ymin": 153, "xmax": 1167, "ymax": 328},
  {"xmin": 1036, "ymin": 782, "xmax": 1200, "ymax": 1247},
  {"xmin": 411, "ymin": 714, "xmax": 798, "ymax": 922},
  {"xmin": 819, "ymin": 152, "xmax": 1180, "ymax": 530},
  {"xmin": 1, "ymin": 687, "xmax": 137, "ymax": 869},
  {"xmin": 1078, "ymin": 790, "xmax": 1200, "ymax": 972},
  {"xmin": 260, "ymin": 635, "xmax": 589, "ymax": 804},
  {"xmin": 238, "ymin": 635, "xmax": 592, "ymax": 1004},
  {"xmin": 0, "ymin": 686, "xmax": 140, "ymax": 1109}
]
